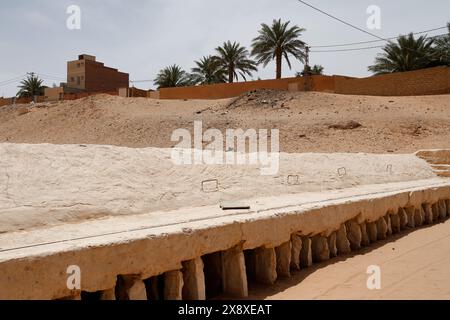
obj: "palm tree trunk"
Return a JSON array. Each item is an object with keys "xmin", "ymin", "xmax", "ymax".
[
  {"xmin": 228, "ymin": 66, "xmax": 234, "ymax": 83},
  {"xmin": 276, "ymin": 49, "xmax": 282, "ymax": 79}
]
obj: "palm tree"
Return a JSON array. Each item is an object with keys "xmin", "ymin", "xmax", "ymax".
[
  {"xmin": 311, "ymin": 65, "xmax": 324, "ymax": 75},
  {"xmin": 368, "ymin": 33, "xmax": 435, "ymax": 75},
  {"xmin": 432, "ymin": 22, "xmax": 450, "ymax": 66},
  {"xmin": 154, "ymin": 64, "xmax": 193, "ymax": 88},
  {"xmin": 214, "ymin": 41, "xmax": 257, "ymax": 83},
  {"xmin": 251, "ymin": 19, "xmax": 306, "ymax": 79},
  {"xmin": 296, "ymin": 64, "xmax": 324, "ymax": 76},
  {"xmin": 16, "ymin": 74, "xmax": 45, "ymax": 98},
  {"xmin": 191, "ymin": 55, "xmax": 227, "ymax": 85}
]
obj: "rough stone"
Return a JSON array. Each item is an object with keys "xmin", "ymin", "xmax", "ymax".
[
  {"xmin": 398, "ymin": 207, "xmax": 408, "ymax": 229},
  {"xmin": 376, "ymin": 217, "xmax": 388, "ymax": 240},
  {"xmin": 438, "ymin": 200, "xmax": 447, "ymax": 220},
  {"xmin": 336, "ymin": 224, "xmax": 352, "ymax": 254},
  {"xmin": 275, "ymin": 241, "xmax": 292, "ymax": 278},
  {"xmin": 254, "ymin": 247, "xmax": 277, "ymax": 285},
  {"xmin": 423, "ymin": 203, "xmax": 433, "ymax": 225},
  {"xmin": 360, "ymin": 223, "xmax": 370, "ymax": 246},
  {"xmin": 446, "ymin": 200, "xmax": 450, "ymax": 217},
  {"xmin": 311, "ymin": 235, "xmax": 330, "ymax": 263},
  {"xmin": 367, "ymin": 222, "xmax": 378, "ymax": 243},
  {"xmin": 290, "ymin": 234, "xmax": 302, "ymax": 271},
  {"xmin": 182, "ymin": 258, "xmax": 206, "ymax": 300},
  {"xmin": 405, "ymin": 207, "xmax": 415, "ymax": 228},
  {"xmin": 432, "ymin": 203, "xmax": 440, "ymax": 221},
  {"xmin": 390, "ymin": 213, "xmax": 401, "ymax": 234},
  {"xmin": 385, "ymin": 214, "xmax": 393, "ymax": 236},
  {"xmin": 99, "ymin": 288, "xmax": 116, "ymax": 300},
  {"xmin": 415, "ymin": 207, "xmax": 425, "ymax": 226},
  {"xmin": 328, "ymin": 232, "xmax": 338, "ymax": 257},
  {"xmin": 163, "ymin": 270, "xmax": 183, "ymax": 300},
  {"xmin": 300, "ymin": 237, "xmax": 313, "ymax": 268},
  {"xmin": 117, "ymin": 276, "xmax": 147, "ymax": 300},
  {"xmin": 222, "ymin": 246, "xmax": 248, "ymax": 298},
  {"xmin": 346, "ymin": 221, "xmax": 362, "ymax": 250}
]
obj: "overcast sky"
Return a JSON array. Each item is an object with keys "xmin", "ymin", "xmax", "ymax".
[{"xmin": 0, "ymin": 0, "xmax": 449, "ymax": 97}]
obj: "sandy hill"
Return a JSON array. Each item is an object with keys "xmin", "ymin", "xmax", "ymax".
[{"xmin": 0, "ymin": 91, "xmax": 449, "ymax": 153}]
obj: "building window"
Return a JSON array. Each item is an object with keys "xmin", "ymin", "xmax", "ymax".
[
  {"xmin": 77, "ymin": 77, "xmax": 81, "ymax": 85},
  {"xmin": 71, "ymin": 77, "xmax": 75, "ymax": 82},
  {"xmin": 77, "ymin": 63, "xmax": 81, "ymax": 68}
]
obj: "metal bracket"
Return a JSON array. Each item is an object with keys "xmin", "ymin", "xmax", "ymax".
[
  {"xmin": 201, "ymin": 179, "xmax": 219, "ymax": 193},
  {"xmin": 386, "ymin": 164, "xmax": 393, "ymax": 174},
  {"xmin": 287, "ymin": 175, "xmax": 300, "ymax": 185},
  {"xmin": 338, "ymin": 167, "xmax": 347, "ymax": 177}
]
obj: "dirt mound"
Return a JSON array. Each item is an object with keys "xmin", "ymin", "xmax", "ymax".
[
  {"xmin": 227, "ymin": 89, "xmax": 292, "ymax": 109},
  {"xmin": 0, "ymin": 92, "xmax": 450, "ymax": 154}
]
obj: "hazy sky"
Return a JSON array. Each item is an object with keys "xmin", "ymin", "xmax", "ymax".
[{"xmin": 0, "ymin": 0, "xmax": 449, "ymax": 97}]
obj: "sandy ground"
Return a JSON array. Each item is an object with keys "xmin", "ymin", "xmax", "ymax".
[
  {"xmin": 1, "ymin": 92, "xmax": 450, "ymax": 300},
  {"xmin": 246, "ymin": 219, "xmax": 450, "ymax": 300},
  {"xmin": 1, "ymin": 91, "xmax": 450, "ymax": 153}
]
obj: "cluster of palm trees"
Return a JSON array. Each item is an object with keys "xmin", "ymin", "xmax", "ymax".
[
  {"xmin": 154, "ymin": 19, "xmax": 310, "ymax": 88},
  {"xmin": 155, "ymin": 19, "xmax": 450, "ymax": 88},
  {"xmin": 14, "ymin": 22, "xmax": 449, "ymax": 95},
  {"xmin": 369, "ymin": 23, "xmax": 450, "ymax": 75}
]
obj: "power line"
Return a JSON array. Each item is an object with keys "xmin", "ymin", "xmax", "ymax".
[
  {"xmin": 0, "ymin": 72, "xmax": 66, "ymax": 89},
  {"xmin": 311, "ymin": 26, "xmax": 448, "ymax": 48},
  {"xmin": 311, "ymin": 45, "xmax": 384, "ymax": 53},
  {"xmin": 0, "ymin": 75, "xmax": 27, "ymax": 86},
  {"xmin": 297, "ymin": 0, "xmax": 447, "ymax": 58},
  {"xmin": 310, "ymin": 33, "xmax": 448, "ymax": 53},
  {"xmin": 130, "ymin": 79, "xmax": 153, "ymax": 83},
  {"xmin": 35, "ymin": 73, "xmax": 66, "ymax": 81},
  {"xmin": 297, "ymin": 0, "xmax": 385, "ymax": 41}
]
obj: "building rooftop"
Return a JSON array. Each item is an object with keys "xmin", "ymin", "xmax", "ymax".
[{"xmin": 78, "ymin": 54, "xmax": 96, "ymax": 61}]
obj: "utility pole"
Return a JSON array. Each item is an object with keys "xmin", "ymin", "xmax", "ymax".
[
  {"xmin": 26, "ymin": 72, "xmax": 37, "ymax": 102},
  {"xmin": 305, "ymin": 46, "xmax": 310, "ymax": 73},
  {"xmin": 304, "ymin": 46, "xmax": 311, "ymax": 91}
]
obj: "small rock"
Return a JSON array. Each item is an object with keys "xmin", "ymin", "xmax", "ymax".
[{"xmin": 328, "ymin": 120, "xmax": 362, "ymax": 130}]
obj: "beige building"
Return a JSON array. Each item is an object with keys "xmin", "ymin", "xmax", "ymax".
[
  {"xmin": 45, "ymin": 54, "xmax": 129, "ymax": 101},
  {"xmin": 67, "ymin": 54, "xmax": 129, "ymax": 92}
]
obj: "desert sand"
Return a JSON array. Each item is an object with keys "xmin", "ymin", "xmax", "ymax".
[
  {"xmin": 1, "ymin": 91, "xmax": 450, "ymax": 300},
  {"xmin": 248, "ymin": 219, "xmax": 450, "ymax": 300},
  {"xmin": 1, "ymin": 91, "xmax": 450, "ymax": 153}
]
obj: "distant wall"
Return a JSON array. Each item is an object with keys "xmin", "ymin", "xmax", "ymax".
[
  {"xmin": 0, "ymin": 98, "xmax": 14, "ymax": 107},
  {"xmin": 159, "ymin": 77, "xmax": 308, "ymax": 100},
  {"xmin": 148, "ymin": 91, "xmax": 160, "ymax": 99},
  {"xmin": 334, "ymin": 66, "xmax": 450, "ymax": 96},
  {"xmin": 0, "ymin": 96, "xmax": 43, "ymax": 107},
  {"xmin": 44, "ymin": 87, "xmax": 64, "ymax": 102},
  {"xmin": 128, "ymin": 87, "xmax": 148, "ymax": 98},
  {"xmin": 156, "ymin": 66, "xmax": 450, "ymax": 100}
]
